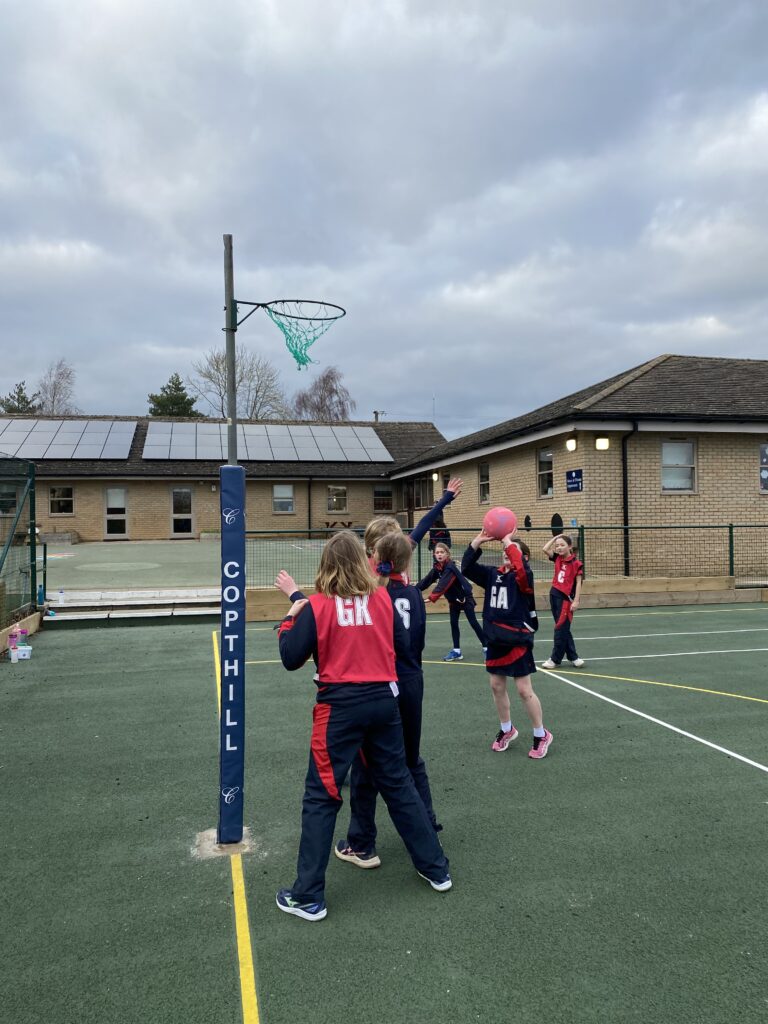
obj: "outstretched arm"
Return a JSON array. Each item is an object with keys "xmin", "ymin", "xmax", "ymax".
[{"xmin": 409, "ymin": 477, "xmax": 463, "ymax": 547}]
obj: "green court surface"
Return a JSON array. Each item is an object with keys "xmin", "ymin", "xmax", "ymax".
[{"xmin": 2, "ymin": 604, "xmax": 767, "ymax": 1023}]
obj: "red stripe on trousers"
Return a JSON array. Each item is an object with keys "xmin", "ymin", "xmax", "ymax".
[
  {"xmin": 556, "ymin": 601, "xmax": 573, "ymax": 629},
  {"xmin": 486, "ymin": 644, "xmax": 528, "ymax": 668},
  {"xmin": 310, "ymin": 703, "xmax": 341, "ymax": 800}
]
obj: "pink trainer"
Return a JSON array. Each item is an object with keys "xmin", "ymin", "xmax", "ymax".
[
  {"xmin": 491, "ymin": 726, "xmax": 519, "ymax": 752},
  {"xmin": 528, "ymin": 729, "xmax": 553, "ymax": 759}
]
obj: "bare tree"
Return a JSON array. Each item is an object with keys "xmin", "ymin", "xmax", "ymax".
[
  {"xmin": 291, "ymin": 366, "xmax": 357, "ymax": 421},
  {"xmin": 36, "ymin": 359, "xmax": 81, "ymax": 415},
  {"xmin": 188, "ymin": 345, "xmax": 290, "ymax": 420}
]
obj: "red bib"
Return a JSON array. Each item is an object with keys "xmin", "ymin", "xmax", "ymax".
[{"xmin": 309, "ymin": 589, "xmax": 396, "ymax": 683}]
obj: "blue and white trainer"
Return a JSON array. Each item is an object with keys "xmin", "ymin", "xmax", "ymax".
[
  {"xmin": 276, "ymin": 888, "xmax": 327, "ymax": 921},
  {"xmin": 417, "ymin": 871, "xmax": 453, "ymax": 892},
  {"xmin": 443, "ymin": 650, "xmax": 463, "ymax": 662}
]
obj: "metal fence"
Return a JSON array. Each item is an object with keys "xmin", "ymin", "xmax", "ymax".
[
  {"xmin": 244, "ymin": 523, "xmax": 768, "ymax": 590},
  {"xmin": 0, "ymin": 458, "xmax": 37, "ymax": 630}
]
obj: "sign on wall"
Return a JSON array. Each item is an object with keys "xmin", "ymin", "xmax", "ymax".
[{"xmin": 566, "ymin": 469, "xmax": 583, "ymax": 493}]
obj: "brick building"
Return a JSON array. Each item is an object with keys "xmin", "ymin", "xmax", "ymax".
[
  {"xmin": 393, "ymin": 354, "xmax": 768, "ymax": 578},
  {"xmin": 0, "ymin": 418, "xmax": 444, "ymax": 542},
  {"xmin": 2, "ymin": 355, "xmax": 766, "ymax": 571}
]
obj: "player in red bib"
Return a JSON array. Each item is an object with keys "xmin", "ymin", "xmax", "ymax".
[
  {"xmin": 275, "ymin": 531, "xmax": 451, "ymax": 922},
  {"xmin": 541, "ymin": 534, "xmax": 585, "ymax": 669}
]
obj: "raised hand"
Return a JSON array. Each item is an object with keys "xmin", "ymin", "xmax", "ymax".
[{"xmin": 275, "ymin": 570, "xmax": 299, "ymax": 597}]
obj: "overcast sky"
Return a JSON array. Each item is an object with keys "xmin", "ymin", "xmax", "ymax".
[{"xmin": 2, "ymin": 0, "xmax": 767, "ymax": 440}]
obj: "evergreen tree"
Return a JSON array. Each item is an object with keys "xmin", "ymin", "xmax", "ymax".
[
  {"xmin": 0, "ymin": 381, "xmax": 39, "ymax": 414},
  {"xmin": 148, "ymin": 373, "xmax": 203, "ymax": 418}
]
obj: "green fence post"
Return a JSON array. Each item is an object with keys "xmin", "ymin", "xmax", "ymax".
[
  {"xmin": 29, "ymin": 463, "xmax": 37, "ymax": 608},
  {"xmin": 728, "ymin": 524, "xmax": 734, "ymax": 577}
]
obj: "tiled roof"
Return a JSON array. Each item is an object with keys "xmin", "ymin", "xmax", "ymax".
[
  {"xmin": 395, "ymin": 354, "xmax": 768, "ymax": 471},
  {"xmin": 10, "ymin": 416, "xmax": 446, "ymax": 480}
]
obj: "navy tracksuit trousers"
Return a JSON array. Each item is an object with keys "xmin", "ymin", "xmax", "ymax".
[
  {"xmin": 293, "ymin": 684, "xmax": 448, "ymax": 902},
  {"xmin": 449, "ymin": 599, "xmax": 488, "ymax": 650},
  {"xmin": 347, "ymin": 671, "xmax": 439, "ymax": 852},
  {"xmin": 549, "ymin": 588, "xmax": 579, "ymax": 663}
]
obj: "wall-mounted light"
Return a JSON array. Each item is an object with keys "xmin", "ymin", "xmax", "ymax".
[
  {"xmin": 565, "ymin": 436, "xmax": 577, "ymax": 452},
  {"xmin": 431, "ymin": 472, "xmax": 439, "ymax": 482},
  {"xmin": 595, "ymin": 437, "xmax": 610, "ymax": 450}
]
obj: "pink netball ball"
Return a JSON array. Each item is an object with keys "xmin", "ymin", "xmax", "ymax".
[{"xmin": 482, "ymin": 507, "xmax": 518, "ymax": 540}]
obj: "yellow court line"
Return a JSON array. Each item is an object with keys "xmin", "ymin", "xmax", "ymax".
[
  {"xmin": 551, "ymin": 668, "xmax": 768, "ymax": 705},
  {"xmin": 212, "ymin": 628, "xmax": 260, "ymax": 1024},
  {"xmin": 231, "ymin": 854, "xmax": 260, "ymax": 1024}
]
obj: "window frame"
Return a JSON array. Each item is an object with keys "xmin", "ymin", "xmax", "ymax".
[
  {"xmin": 272, "ymin": 483, "xmax": 295, "ymax": 514},
  {"xmin": 327, "ymin": 484, "xmax": 348, "ymax": 513},
  {"xmin": 661, "ymin": 439, "xmax": 697, "ymax": 493},
  {"xmin": 760, "ymin": 444, "xmax": 768, "ymax": 494},
  {"xmin": 412, "ymin": 475, "xmax": 434, "ymax": 509},
  {"xmin": 49, "ymin": 486, "xmax": 74, "ymax": 516},
  {"xmin": 0, "ymin": 483, "xmax": 18, "ymax": 517},
  {"xmin": 373, "ymin": 484, "xmax": 393, "ymax": 513},
  {"xmin": 478, "ymin": 462, "xmax": 490, "ymax": 505},
  {"xmin": 537, "ymin": 447, "xmax": 554, "ymax": 498}
]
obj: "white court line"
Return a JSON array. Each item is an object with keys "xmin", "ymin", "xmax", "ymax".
[
  {"xmin": 576, "ymin": 606, "xmax": 765, "ymax": 619},
  {"xmin": 543, "ymin": 667, "xmax": 768, "ymax": 775},
  {"xmin": 571, "ymin": 647, "xmax": 768, "ymax": 662},
  {"xmin": 575, "ymin": 627, "xmax": 768, "ymax": 642}
]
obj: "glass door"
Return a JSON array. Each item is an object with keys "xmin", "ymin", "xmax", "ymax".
[
  {"xmin": 105, "ymin": 487, "xmax": 128, "ymax": 538},
  {"xmin": 171, "ymin": 488, "xmax": 193, "ymax": 536}
]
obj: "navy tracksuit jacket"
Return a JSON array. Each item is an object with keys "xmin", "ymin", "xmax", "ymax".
[{"xmin": 347, "ymin": 575, "xmax": 440, "ymax": 851}]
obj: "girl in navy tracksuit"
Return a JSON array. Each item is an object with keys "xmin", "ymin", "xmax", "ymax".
[
  {"xmin": 418, "ymin": 542, "xmax": 488, "ymax": 661},
  {"xmin": 275, "ymin": 531, "xmax": 450, "ymax": 922},
  {"xmin": 364, "ymin": 477, "xmax": 463, "ymax": 581},
  {"xmin": 461, "ymin": 530, "xmax": 553, "ymax": 759},
  {"xmin": 336, "ymin": 530, "xmax": 441, "ymax": 868}
]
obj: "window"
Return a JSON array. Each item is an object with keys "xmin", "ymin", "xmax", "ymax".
[
  {"xmin": 761, "ymin": 445, "xmax": 768, "ymax": 493},
  {"xmin": 413, "ymin": 476, "xmax": 434, "ymax": 508},
  {"xmin": 373, "ymin": 485, "xmax": 393, "ymax": 512},
  {"xmin": 105, "ymin": 487, "xmax": 128, "ymax": 537},
  {"xmin": 50, "ymin": 486, "xmax": 74, "ymax": 515},
  {"xmin": 478, "ymin": 463, "xmax": 490, "ymax": 504},
  {"xmin": 537, "ymin": 447, "xmax": 554, "ymax": 497},
  {"xmin": 0, "ymin": 484, "xmax": 17, "ymax": 516},
  {"xmin": 661, "ymin": 441, "xmax": 696, "ymax": 492},
  {"xmin": 171, "ymin": 488, "xmax": 193, "ymax": 535},
  {"xmin": 273, "ymin": 484, "xmax": 295, "ymax": 513},
  {"xmin": 327, "ymin": 485, "xmax": 347, "ymax": 513}
]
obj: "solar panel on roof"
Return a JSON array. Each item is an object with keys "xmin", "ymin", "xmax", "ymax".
[
  {"xmin": 16, "ymin": 444, "xmax": 48, "ymax": 458},
  {"xmin": 46, "ymin": 444, "xmax": 77, "ymax": 458}
]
